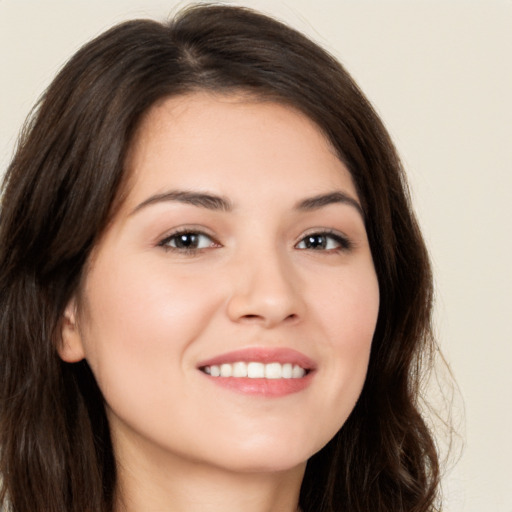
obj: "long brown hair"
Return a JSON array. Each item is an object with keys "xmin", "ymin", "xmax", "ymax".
[{"xmin": 0, "ymin": 5, "xmax": 440, "ymax": 511}]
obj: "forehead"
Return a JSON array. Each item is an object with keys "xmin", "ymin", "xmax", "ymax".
[{"xmin": 122, "ymin": 92, "xmax": 357, "ymax": 208}]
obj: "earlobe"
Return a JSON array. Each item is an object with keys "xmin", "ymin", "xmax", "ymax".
[{"xmin": 58, "ymin": 299, "xmax": 86, "ymax": 363}]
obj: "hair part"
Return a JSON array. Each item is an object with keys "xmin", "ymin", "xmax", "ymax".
[{"xmin": 1, "ymin": 4, "xmax": 440, "ymax": 511}]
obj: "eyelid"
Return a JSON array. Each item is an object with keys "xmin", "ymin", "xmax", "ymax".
[
  {"xmin": 157, "ymin": 226, "xmax": 221, "ymax": 252},
  {"xmin": 295, "ymin": 228, "xmax": 352, "ymax": 251},
  {"xmin": 155, "ymin": 225, "xmax": 352, "ymax": 254}
]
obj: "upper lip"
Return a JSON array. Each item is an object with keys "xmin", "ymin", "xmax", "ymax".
[{"xmin": 197, "ymin": 347, "xmax": 316, "ymax": 370}]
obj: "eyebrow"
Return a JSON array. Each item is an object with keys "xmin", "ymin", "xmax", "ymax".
[
  {"xmin": 131, "ymin": 190, "xmax": 233, "ymax": 214},
  {"xmin": 296, "ymin": 191, "xmax": 364, "ymax": 218},
  {"xmin": 131, "ymin": 189, "xmax": 363, "ymax": 218}
]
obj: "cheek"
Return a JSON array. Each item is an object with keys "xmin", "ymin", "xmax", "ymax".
[
  {"xmin": 77, "ymin": 257, "xmax": 222, "ymax": 404},
  {"xmin": 317, "ymin": 261, "xmax": 379, "ymax": 349},
  {"xmin": 309, "ymin": 263, "xmax": 379, "ymax": 418}
]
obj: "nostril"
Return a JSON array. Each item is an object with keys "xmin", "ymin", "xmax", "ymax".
[
  {"xmin": 241, "ymin": 314, "xmax": 261, "ymax": 320},
  {"xmin": 238, "ymin": 312, "xmax": 300, "ymax": 326}
]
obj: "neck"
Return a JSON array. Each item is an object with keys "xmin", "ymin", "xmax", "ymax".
[{"xmin": 114, "ymin": 437, "xmax": 305, "ymax": 512}]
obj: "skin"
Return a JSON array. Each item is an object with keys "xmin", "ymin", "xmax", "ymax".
[{"xmin": 60, "ymin": 92, "xmax": 380, "ymax": 512}]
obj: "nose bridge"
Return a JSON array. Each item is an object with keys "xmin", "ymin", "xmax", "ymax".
[{"xmin": 226, "ymin": 240, "xmax": 304, "ymax": 327}]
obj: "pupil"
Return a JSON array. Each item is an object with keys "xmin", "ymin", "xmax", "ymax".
[
  {"xmin": 306, "ymin": 235, "xmax": 326, "ymax": 249},
  {"xmin": 176, "ymin": 233, "xmax": 197, "ymax": 248}
]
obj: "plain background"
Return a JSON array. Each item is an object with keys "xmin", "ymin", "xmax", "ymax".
[{"xmin": 1, "ymin": 1, "xmax": 511, "ymax": 511}]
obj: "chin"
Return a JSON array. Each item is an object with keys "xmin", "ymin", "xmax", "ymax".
[
  {"xmin": 199, "ymin": 432, "xmax": 326, "ymax": 475},
  {"xmin": 211, "ymin": 452, "xmax": 309, "ymax": 475}
]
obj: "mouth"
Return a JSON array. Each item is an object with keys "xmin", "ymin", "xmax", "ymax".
[
  {"xmin": 200, "ymin": 361, "xmax": 308, "ymax": 379},
  {"xmin": 196, "ymin": 347, "xmax": 315, "ymax": 396}
]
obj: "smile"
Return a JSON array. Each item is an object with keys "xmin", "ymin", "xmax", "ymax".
[
  {"xmin": 201, "ymin": 362, "xmax": 307, "ymax": 379},
  {"xmin": 197, "ymin": 348, "xmax": 315, "ymax": 396}
]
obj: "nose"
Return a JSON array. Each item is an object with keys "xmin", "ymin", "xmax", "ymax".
[{"xmin": 226, "ymin": 249, "xmax": 305, "ymax": 328}]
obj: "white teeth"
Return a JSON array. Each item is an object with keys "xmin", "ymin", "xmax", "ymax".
[
  {"xmin": 282, "ymin": 363, "xmax": 293, "ymax": 379},
  {"xmin": 292, "ymin": 364, "xmax": 306, "ymax": 378},
  {"xmin": 247, "ymin": 362, "xmax": 265, "ymax": 378},
  {"xmin": 220, "ymin": 363, "xmax": 232, "ymax": 377},
  {"xmin": 265, "ymin": 362, "xmax": 282, "ymax": 379},
  {"xmin": 232, "ymin": 362, "xmax": 247, "ymax": 377},
  {"xmin": 203, "ymin": 362, "xmax": 307, "ymax": 379}
]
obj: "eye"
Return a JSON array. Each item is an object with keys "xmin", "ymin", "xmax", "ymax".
[
  {"xmin": 296, "ymin": 231, "xmax": 351, "ymax": 251},
  {"xmin": 159, "ymin": 230, "xmax": 218, "ymax": 252}
]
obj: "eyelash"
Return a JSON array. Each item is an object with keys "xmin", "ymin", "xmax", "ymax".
[
  {"xmin": 158, "ymin": 229, "xmax": 352, "ymax": 254},
  {"xmin": 158, "ymin": 228, "xmax": 219, "ymax": 254},
  {"xmin": 296, "ymin": 230, "xmax": 352, "ymax": 252}
]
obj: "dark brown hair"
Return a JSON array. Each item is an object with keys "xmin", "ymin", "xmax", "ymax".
[{"xmin": 0, "ymin": 4, "xmax": 440, "ymax": 511}]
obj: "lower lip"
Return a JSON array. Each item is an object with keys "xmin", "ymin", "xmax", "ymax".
[{"xmin": 201, "ymin": 372, "xmax": 314, "ymax": 397}]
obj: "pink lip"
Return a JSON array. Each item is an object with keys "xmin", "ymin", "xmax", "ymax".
[
  {"xmin": 202, "ymin": 374, "xmax": 314, "ymax": 397},
  {"xmin": 197, "ymin": 347, "xmax": 316, "ymax": 398},
  {"xmin": 197, "ymin": 347, "xmax": 316, "ymax": 370}
]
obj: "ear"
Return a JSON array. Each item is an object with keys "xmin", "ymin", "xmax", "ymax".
[{"xmin": 58, "ymin": 298, "xmax": 86, "ymax": 363}]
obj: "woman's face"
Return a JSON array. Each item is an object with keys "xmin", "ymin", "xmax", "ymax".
[{"xmin": 60, "ymin": 93, "xmax": 379, "ymax": 474}]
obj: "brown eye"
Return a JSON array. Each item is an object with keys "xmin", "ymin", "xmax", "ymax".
[
  {"xmin": 296, "ymin": 232, "xmax": 351, "ymax": 251},
  {"xmin": 160, "ymin": 231, "xmax": 216, "ymax": 251},
  {"xmin": 301, "ymin": 234, "xmax": 329, "ymax": 249}
]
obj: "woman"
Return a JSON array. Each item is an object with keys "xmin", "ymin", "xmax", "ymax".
[{"xmin": 0, "ymin": 4, "xmax": 440, "ymax": 512}]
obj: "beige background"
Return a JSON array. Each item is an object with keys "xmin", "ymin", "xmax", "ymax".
[{"xmin": 1, "ymin": 1, "xmax": 511, "ymax": 510}]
